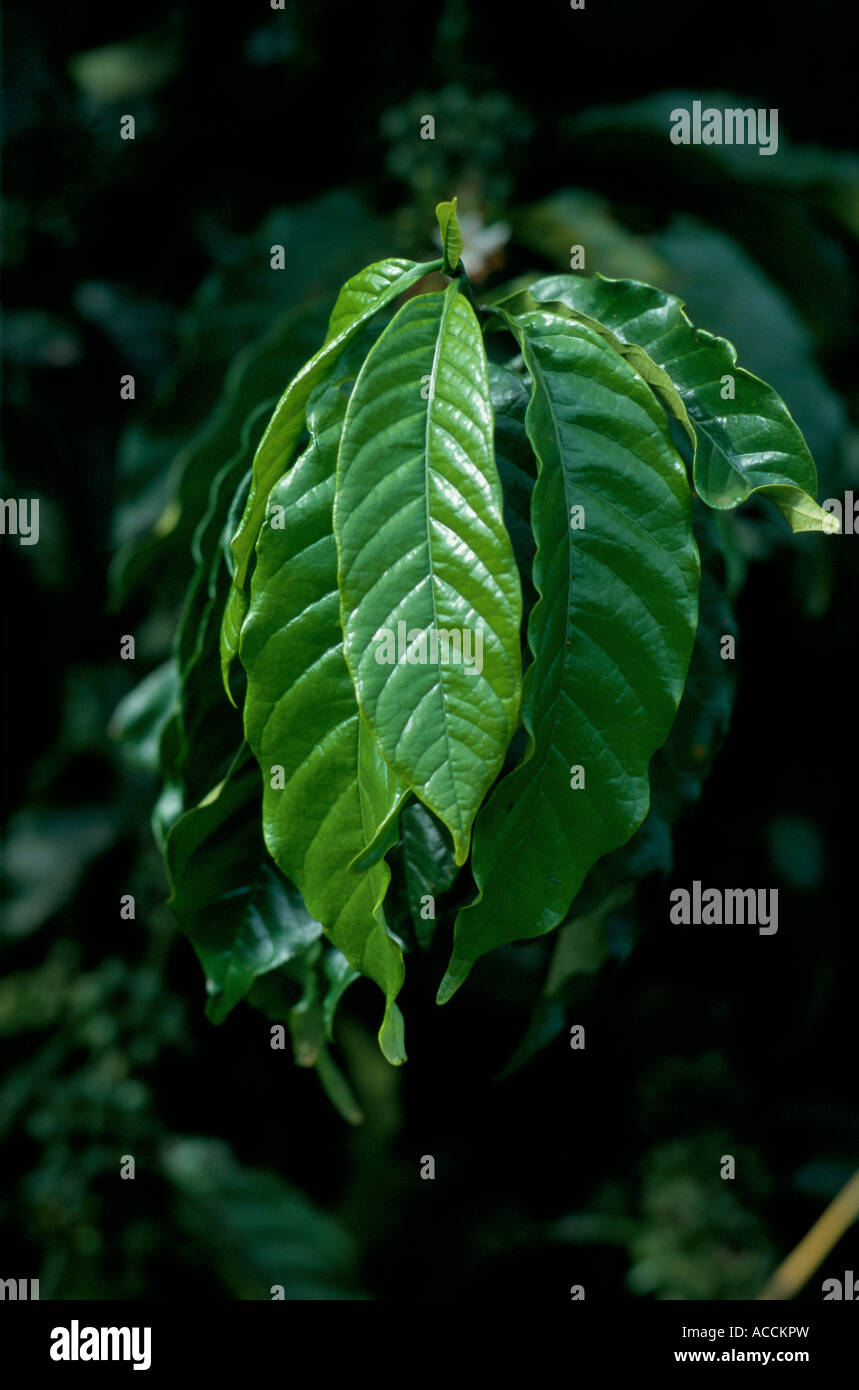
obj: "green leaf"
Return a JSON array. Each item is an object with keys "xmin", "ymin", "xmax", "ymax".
[
  {"xmin": 502, "ymin": 505, "xmax": 736, "ymax": 1072},
  {"xmin": 438, "ymin": 309, "xmax": 699, "ymax": 1001},
  {"xmin": 111, "ymin": 301, "xmax": 331, "ymax": 611},
  {"xmin": 163, "ymin": 1137, "xmax": 364, "ymax": 1299},
  {"xmin": 314, "ymin": 1047, "xmax": 365, "ymax": 1126},
  {"xmin": 528, "ymin": 273, "xmax": 836, "ymax": 534},
  {"xmin": 109, "ymin": 658, "xmax": 180, "ymax": 772},
  {"xmin": 173, "ymin": 411, "xmax": 263, "ymax": 807},
  {"xmin": 165, "ymin": 746, "xmax": 323, "ymax": 1023},
  {"xmin": 645, "ymin": 513, "xmax": 736, "ymax": 827},
  {"xmin": 346, "ymin": 717, "xmax": 408, "ymax": 872},
  {"xmin": 110, "ymin": 190, "xmax": 393, "ymax": 609},
  {"xmin": 435, "ymin": 197, "xmax": 463, "ymax": 274},
  {"xmin": 322, "ymin": 949, "xmax": 361, "ymax": 1041},
  {"xmin": 400, "ymin": 802, "xmax": 458, "ymax": 949},
  {"xmin": 287, "ymin": 944, "xmax": 327, "ymax": 1066},
  {"xmin": 650, "ymin": 219, "xmax": 848, "ymax": 500},
  {"xmin": 240, "ymin": 352, "xmax": 408, "ymax": 1064},
  {"xmin": 334, "ymin": 282, "xmax": 523, "ymax": 864},
  {"xmin": 498, "ymin": 892, "xmax": 627, "ymax": 1078},
  {"xmin": 490, "ymin": 362, "xmax": 538, "ymax": 617},
  {"xmin": 222, "ymin": 256, "xmax": 442, "ymax": 690}
]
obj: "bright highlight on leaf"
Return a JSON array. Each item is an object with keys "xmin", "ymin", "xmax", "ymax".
[
  {"xmin": 221, "ymin": 255, "xmax": 443, "ymax": 695},
  {"xmin": 334, "ymin": 281, "xmax": 523, "ymax": 864},
  {"xmin": 438, "ymin": 308, "xmax": 700, "ymax": 1001},
  {"xmin": 239, "ymin": 352, "xmax": 408, "ymax": 1063},
  {"xmin": 143, "ymin": 206, "xmax": 830, "ymax": 1076},
  {"xmin": 528, "ymin": 273, "xmax": 836, "ymax": 534}
]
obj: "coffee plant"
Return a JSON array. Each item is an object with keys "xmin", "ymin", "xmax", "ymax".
[{"xmin": 126, "ymin": 199, "xmax": 833, "ymax": 1101}]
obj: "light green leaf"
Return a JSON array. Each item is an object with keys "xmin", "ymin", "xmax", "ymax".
[
  {"xmin": 334, "ymin": 282, "xmax": 522, "ymax": 864},
  {"xmin": 528, "ymin": 273, "xmax": 836, "ymax": 534},
  {"xmin": 219, "ymin": 584, "xmax": 248, "ymax": 703},
  {"xmin": 439, "ymin": 309, "xmax": 699, "ymax": 1000},
  {"xmin": 435, "ymin": 196, "xmax": 463, "ymax": 274},
  {"xmin": 221, "ymin": 256, "xmax": 442, "ymax": 692},
  {"xmin": 240, "ymin": 353, "xmax": 408, "ymax": 1064},
  {"xmin": 165, "ymin": 746, "xmax": 323, "ymax": 1023}
]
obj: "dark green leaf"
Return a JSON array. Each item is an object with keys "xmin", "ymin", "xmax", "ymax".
[
  {"xmin": 166, "ymin": 747, "xmax": 323, "ymax": 1023},
  {"xmin": 439, "ymin": 309, "xmax": 699, "ymax": 1001},
  {"xmin": 109, "ymin": 659, "xmax": 180, "ymax": 773},
  {"xmin": 502, "ymin": 506, "xmax": 735, "ymax": 1070},
  {"xmin": 163, "ymin": 1138, "xmax": 363, "ymax": 1299},
  {"xmin": 400, "ymin": 802, "xmax": 458, "ymax": 948},
  {"xmin": 490, "ymin": 362, "xmax": 538, "ymax": 617},
  {"xmin": 528, "ymin": 273, "xmax": 835, "ymax": 533},
  {"xmin": 322, "ymin": 950, "xmax": 361, "ymax": 1040}
]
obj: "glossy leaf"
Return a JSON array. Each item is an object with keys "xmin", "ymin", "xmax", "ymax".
[
  {"xmin": 334, "ymin": 282, "xmax": 522, "ymax": 864},
  {"xmin": 528, "ymin": 273, "xmax": 836, "ymax": 534},
  {"xmin": 346, "ymin": 717, "xmax": 408, "ymax": 872},
  {"xmin": 240, "ymin": 350, "xmax": 408, "ymax": 1063},
  {"xmin": 503, "ymin": 505, "xmax": 736, "ymax": 1072},
  {"xmin": 400, "ymin": 802, "xmax": 458, "ymax": 948},
  {"xmin": 651, "ymin": 219, "xmax": 847, "ymax": 500},
  {"xmin": 439, "ymin": 308, "xmax": 699, "ymax": 1001},
  {"xmin": 166, "ymin": 746, "xmax": 323, "ymax": 1024},
  {"xmin": 222, "ymin": 256, "xmax": 442, "ymax": 689}
]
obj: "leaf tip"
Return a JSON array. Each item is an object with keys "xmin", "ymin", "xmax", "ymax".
[
  {"xmin": 436, "ymin": 959, "xmax": 470, "ymax": 1005},
  {"xmin": 221, "ymin": 671, "xmax": 238, "ymax": 709},
  {"xmin": 451, "ymin": 828, "xmax": 472, "ymax": 869},
  {"xmin": 378, "ymin": 1000, "xmax": 407, "ymax": 1065}
]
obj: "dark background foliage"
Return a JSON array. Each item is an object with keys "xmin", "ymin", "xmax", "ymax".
[{"xmin": 2, "ymin": 0, "xmax": 857, "ymax": 1299}]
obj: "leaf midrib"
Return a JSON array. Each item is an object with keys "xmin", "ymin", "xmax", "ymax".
[{"xmin": 421, "ymin": 282, "xmax": 467, "ymax": 842}]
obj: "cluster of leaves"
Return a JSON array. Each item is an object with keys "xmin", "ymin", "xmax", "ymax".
[{"xmin": 126, "ymin": 198, "xmax": 831, "ymax": 1083}]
